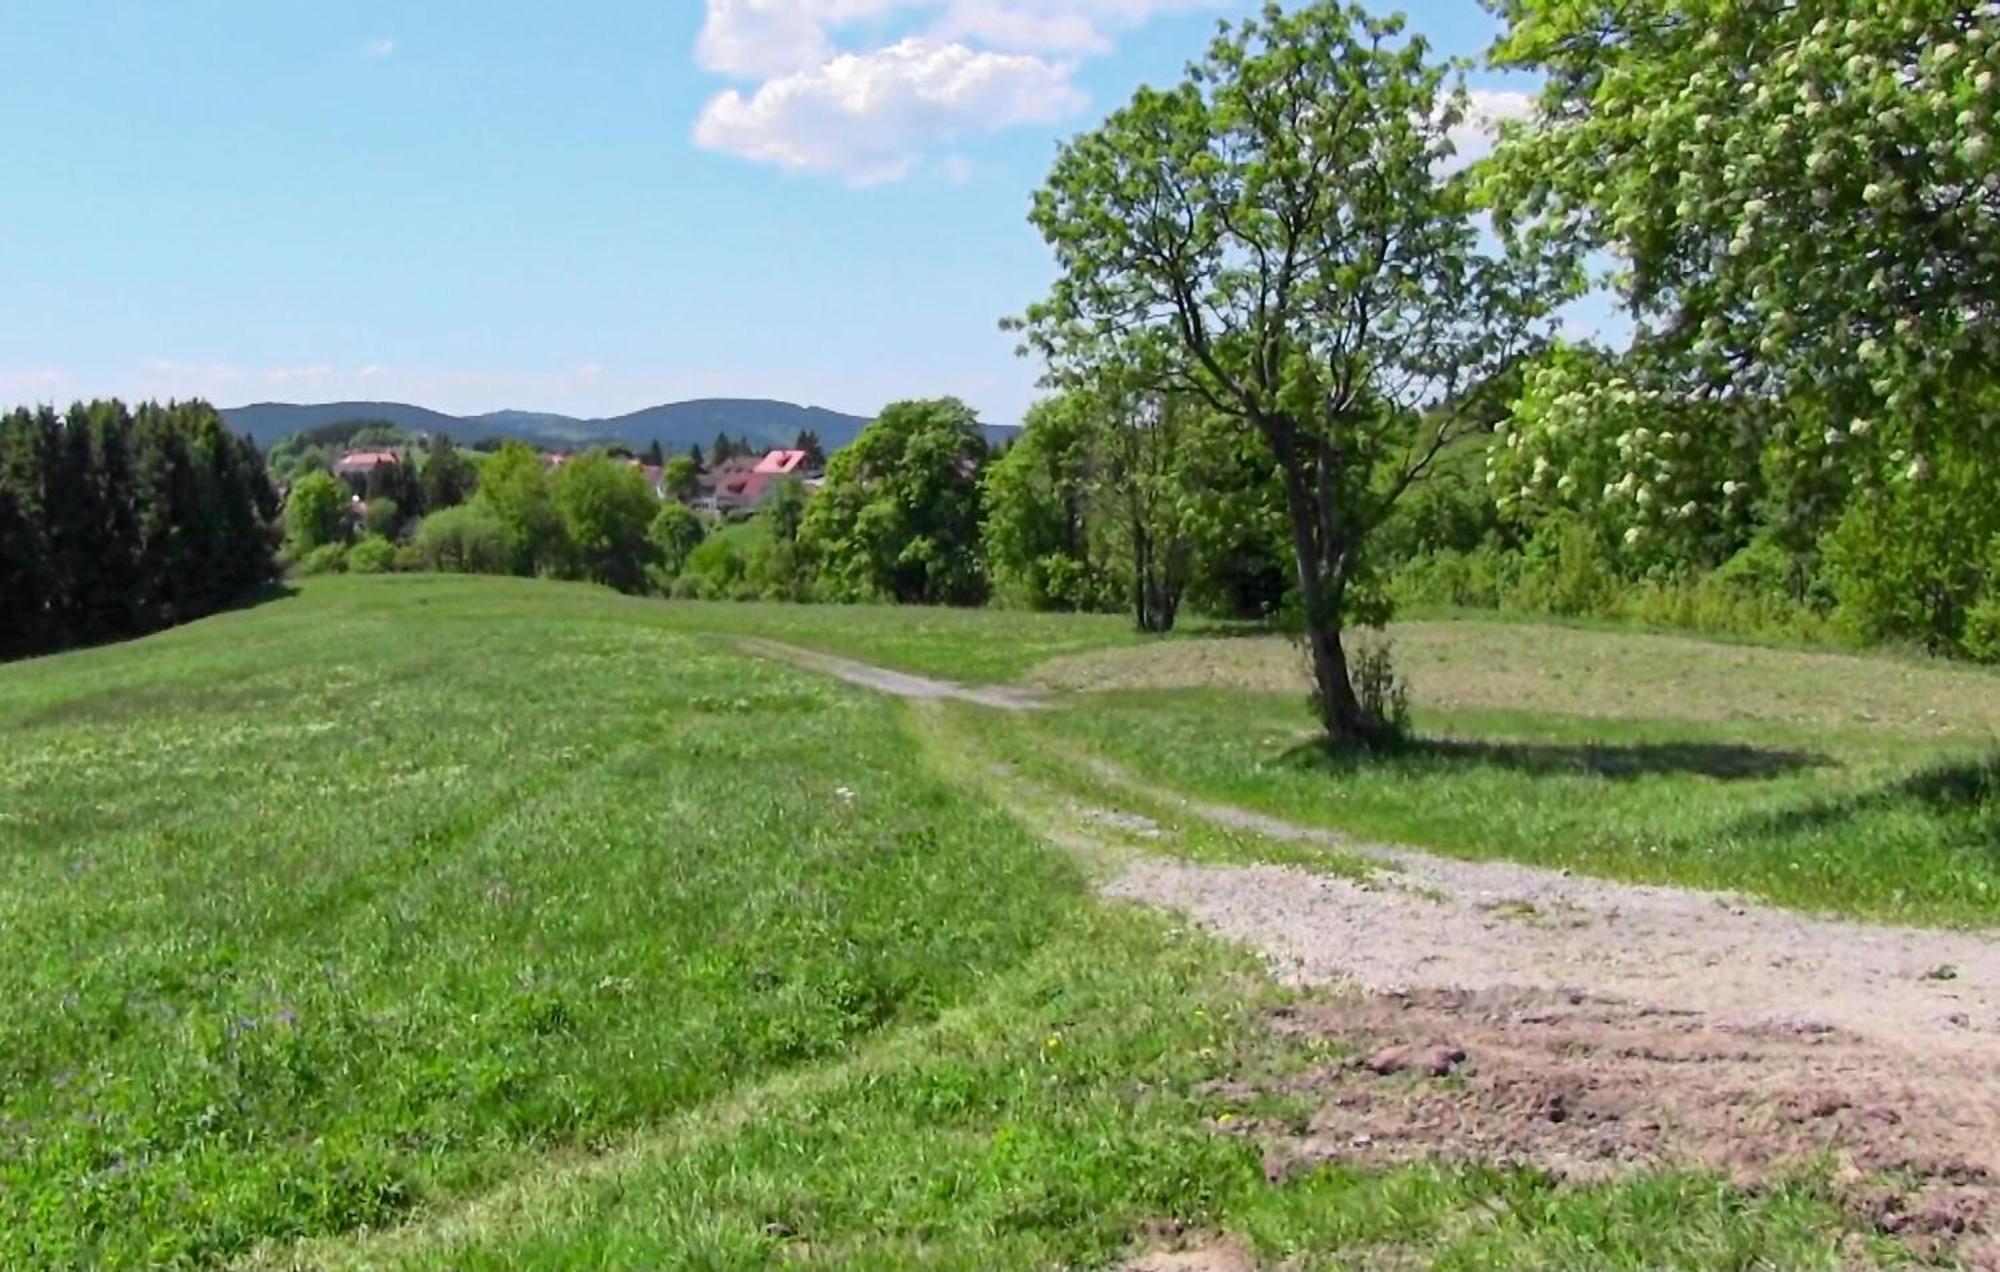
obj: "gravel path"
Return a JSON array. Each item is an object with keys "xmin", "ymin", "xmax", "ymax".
[
  {"xmin": 752, "ymin": 640, "xmax": 2000, "ymax": 1259},
  {"xmin": 738, "ymin": 638, "xmax": 1046, "ymax": 710},
  {"xmin": 1104, "ymin": 791, "xmax": 2000, "ymax": 1059}
]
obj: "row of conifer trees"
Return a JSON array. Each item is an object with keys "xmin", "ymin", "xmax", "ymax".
[{"xmin": 0, "ymin": 400, "xmax": 277, "ymax": 659}]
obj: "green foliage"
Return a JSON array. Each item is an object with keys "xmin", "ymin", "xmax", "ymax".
[
  {"xmin": 419, "ymin": 432, "xmax": 477, "ymax": 512},
  {"xmin": 647, "ymin": 501, "xmax": 707, "ymax": 578},
  {"xmin": 472, "ymin": 442, "xmax": 566, "ymax": 575},
  {"xmin": 1820, "ymin": 442, "xmax": 2000, "ymax": 654},
  {"xmin": 674, "ymin": 533, "xmax": 748, "ymax": 599},
  {"xmin": 412, "ymin": 504, "xmax": 512, "ymax": 575},
  {"xmin": 1016, "ymin": 0, "xmax": 1549, "ymax": 737},
  {"xmin": 0, "ymin": 399, "xmax": 278, "ymax": 658},
  {"xmin": 1507, "ymin": 517, "xmax": 1620, "ymax": 618},
  {"xmin": 285, "ymin": 470, "xmax": 349, "ymax": 555},
  {"xmin": 1488, "ymin": 0, "xmax": 1998, "ymax": 477},
  {"xmin": 981, "ymin": 394, "xmax": 1116, "ymax": 612},
  {"xmin": 551, "ymin": 452, "xmax": 658, "ymax": 593},
  {"xmin": 267, "ymin": 420, "xmax": 408, "ymax": 481},
  {"xmin": 346, "ymin": 534, "xmax": 397, "ymax": 574},
  {"xmin": 363, "ymin": 497, "xmax": 401, "ymax": 539},
  {"xmin": 660, "ymin": 453, "xmax": 700, "ymax": 504},
  {"xmin": 800, "ymin": 398, "xmax": 988, "ymax": 605},
  {"xmin": 295, "ymin": 541, "xmax": 350, "ymax": 575},
  {"xmin": 792, "ymin": 426, "xmax": 827, "ymax": 471}
]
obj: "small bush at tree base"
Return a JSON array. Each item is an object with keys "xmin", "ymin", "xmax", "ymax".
[{"xmin": 1347, "ymin": 637, "xmax": 1411, "ymax": 743}]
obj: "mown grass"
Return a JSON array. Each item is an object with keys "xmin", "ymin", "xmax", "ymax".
[
  {"xmin": 0, "ymin": 576, "xmax": 1084, "ymax": 1265},
  {"xmin": 647, "ymin": 591, "xmax": 1165, "ymax": 682},
  {"xmin": 1012, "ymin": 688, "xmax": 2000, "ymax": 927},
  {"xmin": 0, "ymin": 576, "xmax": 1906, "ymax": 1268}
]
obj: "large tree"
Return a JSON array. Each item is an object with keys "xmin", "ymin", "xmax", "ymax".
[
  {"xmin": 1485, "ymin": 0, "xmax": 1998, "ymax": 510},
  {"xmin": 473, "ymin": 442, "xmax": 566, "ymax": 575},
  {"xmin": 284, "ymin": 471, "xmax": 347, "ymax": 556},
  {"xmin": 799, "ymin": 398, "xmax": 989, "ymax": 605},
  {"xmin": 1016, "ymin": 1, "xmax": 1547, "ymax": 741},
  {"xmin": 552, "ymin": 452, "xmax": 659, "ymax": 593},
  {"xmin": 982, "ymin": 394, "xmax": 1117, "ymax": 613},
  {"xmin": 420, "ymin": 432, "xmax": 477, "ymax": 512}
]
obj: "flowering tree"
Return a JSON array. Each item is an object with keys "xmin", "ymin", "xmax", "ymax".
[
  {"xmin": 1015, "ymin": 1, "xmax": 1549, "ymax": 743},
  {"xmin": 1485, "ymin": 0, "xmax": 2000, "ymax": 519}
]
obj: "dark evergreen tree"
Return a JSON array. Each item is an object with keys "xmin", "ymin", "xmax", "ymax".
[
  {"xmin": 421, "ymin": 433, "xmax": 476, "ymax": 512},
  {"xmin": 793, "ymin": 428, "xmax": 827, "ymax": 471},
  {"xmin": 0, "ymin": 398, "xmax": 275, "ymax": 659}
]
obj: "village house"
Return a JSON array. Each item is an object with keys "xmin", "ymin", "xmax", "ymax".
[{"xmin": 332, "ymin": 449, "xmax": 402, "ymax": 478}]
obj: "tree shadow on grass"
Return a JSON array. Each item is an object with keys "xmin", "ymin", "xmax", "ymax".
[
  {"xmin": 1726, "ymin": 753, "xmax": 2000, "ymax": 842},
  {"xmin": 1280, "ymin": 734, "xmax": 1833, "ymax": 782}
]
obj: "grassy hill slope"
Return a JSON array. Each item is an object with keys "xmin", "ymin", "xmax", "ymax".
[{"xmin": 0, "ymin": 578, "xmax": 1891, "ymax": 1268}]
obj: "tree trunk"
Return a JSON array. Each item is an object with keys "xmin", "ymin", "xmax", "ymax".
[{"xmin": 1276, "ymin": 460, "xmax": 1374, "ymax": 744}]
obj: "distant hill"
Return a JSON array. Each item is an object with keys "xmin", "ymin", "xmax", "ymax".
[{"xmin": 220, "ymin": 398, "xmax": 877, "ymax": 453}]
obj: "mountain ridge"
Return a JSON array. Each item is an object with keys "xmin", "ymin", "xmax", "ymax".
[{"xmin": 219, "ymin": 398, "xmax": 878, "ymax": 452}]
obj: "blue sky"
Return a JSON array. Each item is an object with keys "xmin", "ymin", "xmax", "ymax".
[{"xmin": 0, "ymin": 1, "xmax": 1535, "ymax": 426}]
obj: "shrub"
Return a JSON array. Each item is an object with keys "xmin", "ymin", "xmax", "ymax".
[
  {"xmin": 648, "ymin": 502, "xmax": 707, "ymax": 577},
  {"xmin": 1821, "ymin": 447, "xmax": 2000, "ymax": 654},
  {"xmin": 1964, "ymin": 595, "xmax": 2000, "ymax": 664},
  {"xmin": 363, "ymin": 497, "xmax": 401, "ymax": 540},
  {"xmin": 347, "ymin": 534, "xmax": 396, "ymax": 575},
  {"xmin": 1506, "ymin": 518, "xmax": 1618, "ymax": 617},
  {"xmin": 295, "ymin": 542, "xmax": 349, "ymax": 576},
  {"xmin": 1349, "ymin": 636, "xmax": 1411, "ymax": 740},
  {"xmin": 679, "ymin": 534, "xmax": 747, "ymax": 596},
  {"xmin": 284, "ymin": 471, "xmax": 348, "ymax": 554},
  {"xmin": 412, "ymin": 505, "xmax": 511, "ymax": 575}
]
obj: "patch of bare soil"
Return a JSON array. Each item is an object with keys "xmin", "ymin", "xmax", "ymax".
[
  {"xmin": 736, "ymin": 638, "xmax": 1045, "ymax": 710},
  {"xmin": 1101, "ymin": 797, "xmax": 2000, "ymax": 1266},
  {"xmin": 1213, "ymin": 988, "xmax": 1997, "ymax": 1263},
  {"xmin": 1120, "ymin": 1233, "xmax": 1259, "ymax": 1272}
]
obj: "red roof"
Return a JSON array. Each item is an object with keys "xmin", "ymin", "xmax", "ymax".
[
  {"xmin": 754, "ymin": 449, "xmax": 808, "ymax": 475},
  {"xmin": 333, "ymin": 450, "xmax": 401, "ymax": 474}
]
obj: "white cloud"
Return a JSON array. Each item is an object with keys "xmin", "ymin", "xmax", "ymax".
[
  {"xmin": 576, "ymin": 362, "xmax": 607, "ymax": 379},
  {"xmin": 692, "ymin": 0, "xmax": 1220, "ymax": 183},
  {"xmin": 364, "ymin": 37, "xmax": 396, "ymax": 58},
  {"xmin": 695, "ymin": 37, "xmax": 1084, "ymax": 185},
  {"xmin": 265, "ymin": 364, "xmax": 334, "ymax": 384},
  {"xmin": 1447, "ymin": 88, "xmax": 1536, "ymax": 164},
  {"xmin": 941, "ymin": 153, "xmax": 975, "ymax": 184}
]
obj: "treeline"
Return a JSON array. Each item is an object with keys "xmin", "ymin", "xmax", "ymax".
[{"xmin": 0, "ymin": 401, "xmax": 277, "ymax": 660}]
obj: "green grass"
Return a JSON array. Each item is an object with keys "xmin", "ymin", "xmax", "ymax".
[
  {"xmin": 646, "ymin": 591, "xmax": 1159, "ymax": 682},
  {"xmin": 0, "ymin": 577, "xmax": 1922, "ymax": 1267},
  {"xmin": 1008, "ymin": 688, "xmax": 2000, "ymax": 926}
]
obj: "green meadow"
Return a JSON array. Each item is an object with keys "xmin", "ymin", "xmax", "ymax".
[{"xmin": 4, "ymin": 575, "xmax": 1979, "ymax": 1267}]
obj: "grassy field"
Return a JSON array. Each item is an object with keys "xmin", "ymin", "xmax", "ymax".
[
  {"xmin": 0, "ymin": 575, "xmax": 1909, "ymax": 1268},
  {"xmin": 1007, "ymin": 628, "xmax": 2000, "ymax": 927}
]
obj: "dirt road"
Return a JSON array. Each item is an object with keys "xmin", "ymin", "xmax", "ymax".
[{"xmin": 748, "ymin": 643, "xmax": 2000, "ymax": 1260}]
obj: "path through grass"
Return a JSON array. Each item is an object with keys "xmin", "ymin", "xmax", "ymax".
[{"xmin": 0, "ymin": 578, "xmax": 1914, "ymax": 1267}]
